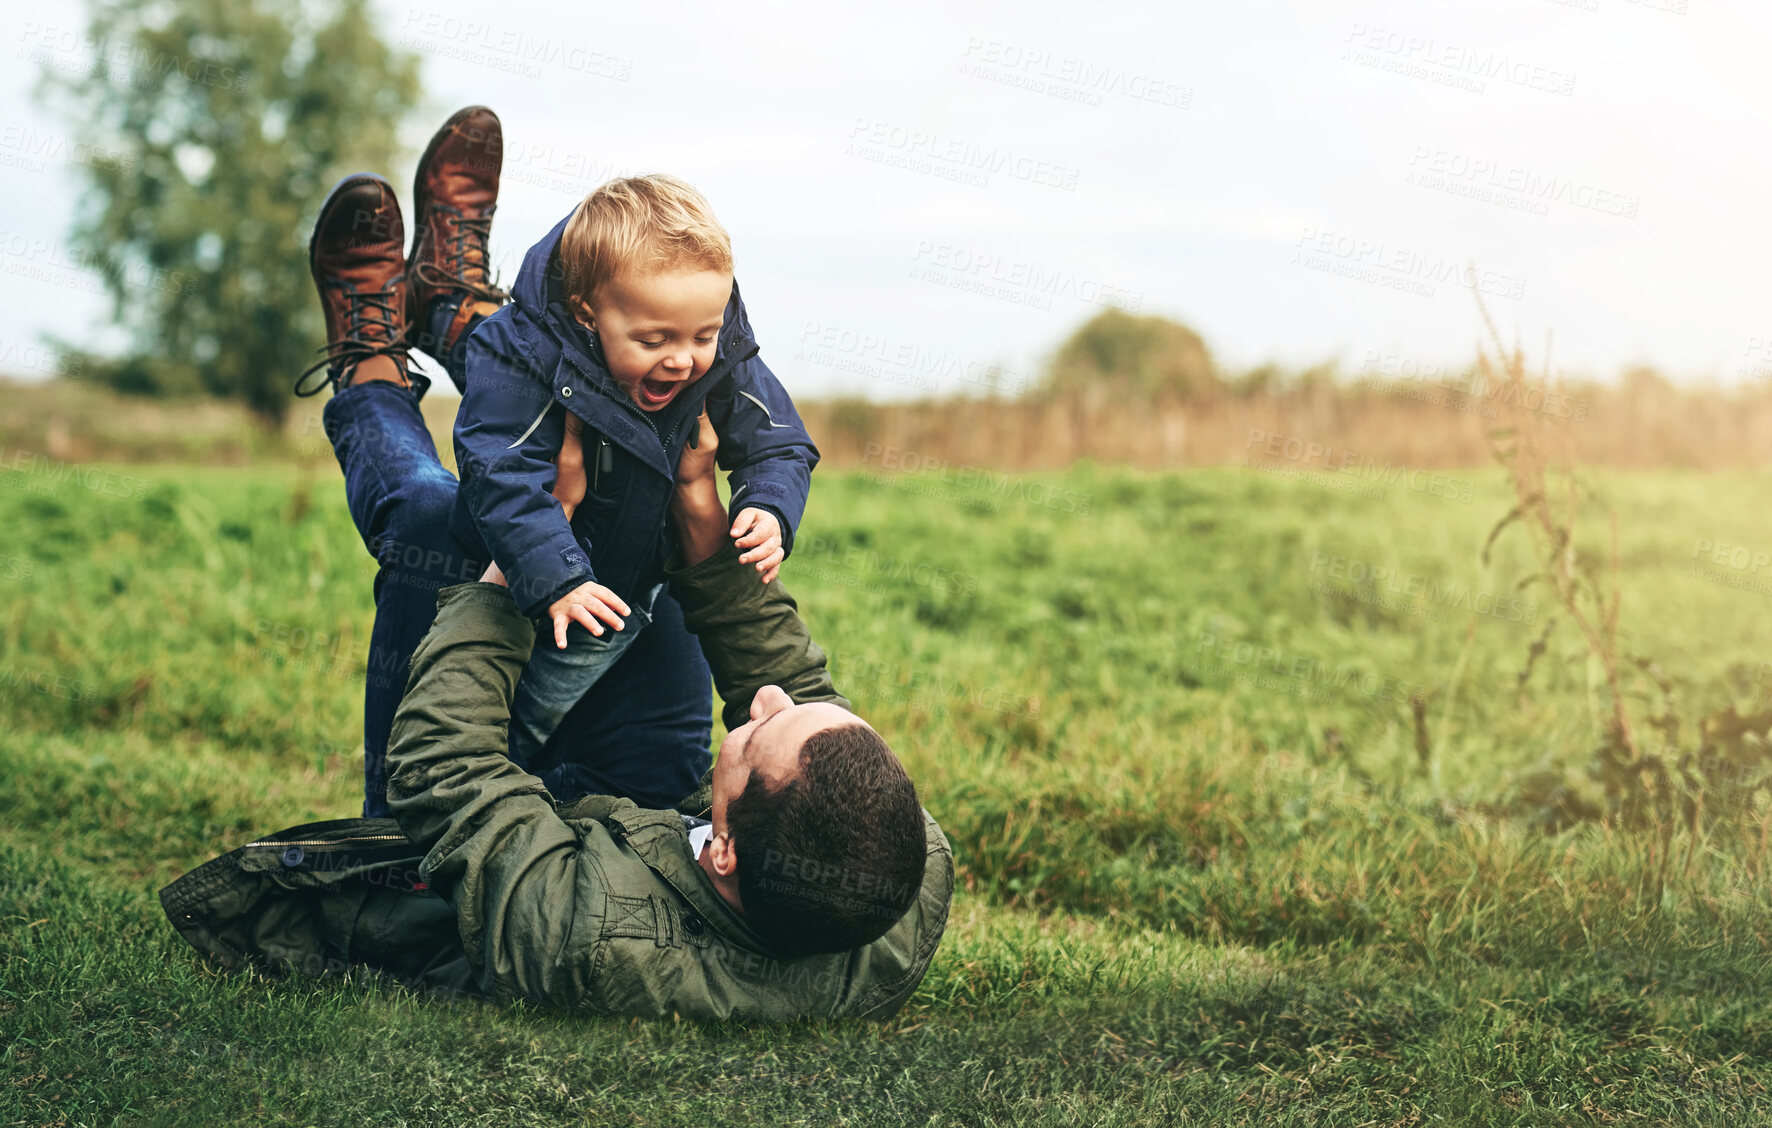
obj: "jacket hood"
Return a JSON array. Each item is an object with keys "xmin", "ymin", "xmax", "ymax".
[{"xmin": 509, "ymin": 211, "xmax": 571, "ymax": 321}]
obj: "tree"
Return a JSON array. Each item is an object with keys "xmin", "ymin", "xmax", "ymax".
[
  {"xmin": 40, "ymin": 0, "xmax": 420, "ymax": 421},
  {"xmin": 1040, "ymin": 308, "xmax": 1221, "ymax": 406}
]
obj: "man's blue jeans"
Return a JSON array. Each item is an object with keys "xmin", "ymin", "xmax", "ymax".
[{"xmin": 320, "ymin": 380, "xmax": 714, "ymax": 817}]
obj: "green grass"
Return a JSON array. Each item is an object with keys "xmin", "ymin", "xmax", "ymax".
[{"xmin": 6, "ymin": 457, "xmax": 1772, "ymax": 1125}]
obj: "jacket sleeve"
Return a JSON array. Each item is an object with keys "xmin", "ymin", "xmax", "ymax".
[
  {"xmin": 383, "ymin": 582, "xmax": 608, "ymax": 1007},
  {"xmin": 664, "ymin": 540, "xmax": 848, "ymax": 734},
  {"xmin": 454, "ymin": 328, "xmax": 596, "ymax": 618},
  {"xmin": 715, "ymin": 352, "xmax": 818, "ymax": 557}
]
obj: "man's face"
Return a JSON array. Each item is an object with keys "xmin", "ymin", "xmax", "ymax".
[
  {"xmin": 576, "ymin": 266, "xmax": 731, "ymax": 412},
  {"xmin": 708, "ymin": 686, "xmax": 863, "ymax": 831}
]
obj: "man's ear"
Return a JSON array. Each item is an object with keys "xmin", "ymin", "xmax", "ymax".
[{"xmin": 704, "ymin": 831, "xmax": 740, "ymax": 879}]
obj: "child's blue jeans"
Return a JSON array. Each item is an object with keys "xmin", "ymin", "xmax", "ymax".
[{"xmin": 507, "ymin": 581, "xmax": 664, "ymax": 771}]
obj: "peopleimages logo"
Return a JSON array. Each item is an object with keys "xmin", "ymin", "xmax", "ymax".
[
  {"xmin": 0, "ymin": 124, "xmax": 134, "ymax": 173},
  {"xmin": 862, "ymin": 442, "xmax": 1093, "ymax": 515},
  {"xmin": 0, "ymin": 230, "xmax": 199, "ymax": 298},
  {"xmin": 795, "ymin": 321, "xmax": 1033, "ymax": 396},
  {"xmin": 759, "ymin": 848, "xmax": 916, "ymax": 907},
  {"xmin": 0, "ymin": 445, "xmax": 147, "ymax": 499},
  {"xmin": 1293, "ymin": 228, "xmax": 1527, "ymax": 302},
  {"xmin": 1341, "ymin": 24, "xmax": 1577, "ymax": 97},
  {"xmin": 847, "ymin": 118, "xmax": 1079, "ymax": 190},
  {"xmin": 1307, "ymin": 552, "xmax": 1539, "ymax": 624},
  {"xmin": 1244, "ymin": 430, "xmax": 1478, "ymax": 504},
  {"xmin": 795, "ymin": 536, "xmax": 980, "ymax": 596},
  {"xmin": 1687, "ymin": 537, "xmax": 1772, "ymax": 599},
  {"xmin": 15, "ymin": 22, "xmax": 251, "ymax": 92},
  {"xmin": 0, "ymin": 664, "xmax": 89, "ymax": 701},
  {"xmin": 1406, "ymin": 147, "xmax": 1639, "ymax": 220},
  {"xmin": 397, "ymin": 10, "xmax": 632, "ymax": 80},
  {"xmin": 957, "ymin": 37, "xmax": 1192, "ymax": 110},
  {"xmin": 910, "ymin": 241, "xmax": 1143, "ymax": 313},
  {"xmin": 1195, "ymin": 633, "xmax": 1421, "ymax": 703},
  {"xmin": 1693, "ymin": 538, "xmax": 1772, "ymax": 575},
  {"xmin": 1357, "ymin": 349, "xmax": 1591, "ymax": 423}
]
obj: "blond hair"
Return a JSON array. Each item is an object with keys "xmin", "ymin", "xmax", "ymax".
[{"xmin": 557, "ymin": 174, "xmax": 733, "ymax": 306}]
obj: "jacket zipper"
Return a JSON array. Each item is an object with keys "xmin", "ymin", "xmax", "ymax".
[
  {"xmin": 243, "ymin": 833, "xmax": 407, "ymax": 848},
  {"xmin": 593, "ymin": 435, "xmax": 612, "ymax": 492},
  {"xmin": 566, "ymin": 340, "xmax": 761, "ymax": 477},
  {"xmin": 614, "ymin": 340, "xmax": 761, "ymax": 458}
]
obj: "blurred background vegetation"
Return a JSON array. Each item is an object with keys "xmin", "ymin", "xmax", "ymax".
[
  {"xmin": 19, "ymin": 0, "xmax": 1771, "ymax": 471},
  {"xmin": 38, "ymin": 0, "xmax": 418, "ymax": 421}
]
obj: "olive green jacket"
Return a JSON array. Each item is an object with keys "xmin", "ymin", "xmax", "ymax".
[{"xmin": 160, "ymin": 543, "xmax": 954, "ymax": 1021}]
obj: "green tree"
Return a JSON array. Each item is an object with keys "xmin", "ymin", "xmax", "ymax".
[
  {"xmin": 1040, "ymin": 308, "xmax": 1221, "ymax": 405},
  {"xmin": 40, "ymin": 0, "xmax": 420, "ymax": 421}
]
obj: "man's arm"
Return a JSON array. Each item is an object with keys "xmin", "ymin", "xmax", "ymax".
[
  {"xmin": 665, "ymin": 415, "xmax": 846, "ymax": 734},
  {"xmin": 383, "ymin": 582, "xmax": 607, "ymax": 1006}
]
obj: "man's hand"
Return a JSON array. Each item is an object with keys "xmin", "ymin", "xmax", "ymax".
[
  {"xmin": 553, "ymin": 411, "xmax": 587, "ymax": 522},
  {"xmin": 546, "ymin": 581, "xmax": 631, "ymax": 647},
  {"xmin": 678, "ymin": 406, "xmax": 718, "ymax": 487},
  {"xmin": 731, "ymin": 508, "xmax": 784, "ymax": 584},
  {"xmin": 672, "ymin": 410, "xmax": 727, "ymax": 567}
]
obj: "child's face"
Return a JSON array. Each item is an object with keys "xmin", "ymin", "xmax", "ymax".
[{"xmin": 574, "ymin": 267, "xmax": 731, "ymax": 412}]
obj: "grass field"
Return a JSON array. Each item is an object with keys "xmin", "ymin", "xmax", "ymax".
[{"xmin": 6, "ymin": 453, "xmax": 1772, "ymax": 1125}]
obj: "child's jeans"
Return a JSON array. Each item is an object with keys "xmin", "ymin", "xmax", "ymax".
[{"xmin": 507, "ymin": 581, "xmax": 664, "ymax": 770}]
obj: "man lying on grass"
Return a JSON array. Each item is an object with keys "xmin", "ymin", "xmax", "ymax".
[
  {"xmin": 162, "ymin": 404, "xmax": 953, "ymax": 1020},
  {"xmin": 158, "ymin": 109, "xmax": 952, "ymax": 1019}
]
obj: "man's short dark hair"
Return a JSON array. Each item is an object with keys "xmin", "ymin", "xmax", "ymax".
[{"xmin": 726, "ymin": 723, "xmax": 925, "ymax": 958}]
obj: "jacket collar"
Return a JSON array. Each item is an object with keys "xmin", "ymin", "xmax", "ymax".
[{"xmin": 601, "ymin": 804, "xmax": 784, "ymax": 955}]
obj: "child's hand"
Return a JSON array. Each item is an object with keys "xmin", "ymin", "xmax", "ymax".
[
  {"xmin": 731, "ymin": 507, "xmax": 784, "ymax": 584},
  {"xmin": 546, "ymin": 581, "xmax": 631, "ymax": 647}
]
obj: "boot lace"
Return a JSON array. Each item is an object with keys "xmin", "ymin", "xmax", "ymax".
[
  {"xmin": 416, "ymin": 209, "xmax": 511, "ymax": 304},
  {"xmin": 295, "ymin": 287, "xmax": 413, "ymax": 397}
]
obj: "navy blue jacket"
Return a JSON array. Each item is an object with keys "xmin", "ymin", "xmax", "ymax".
[{"xmin": 449, "ymin": 212, "xmax": 818, "ymax": 619}]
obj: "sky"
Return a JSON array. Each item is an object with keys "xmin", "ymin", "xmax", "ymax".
[{"xmin": 3, "ymin": 0, "xmax": 1770, "ymax": 400}]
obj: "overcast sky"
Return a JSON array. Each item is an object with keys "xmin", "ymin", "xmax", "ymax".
[{"xmin": 3, "ymin": 0, "xmax": 1770, "ymax": 399}]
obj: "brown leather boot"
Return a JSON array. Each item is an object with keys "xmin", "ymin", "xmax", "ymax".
[
  {"xmin": 296, "ymin": 173, "xmax": 420, "ymax": 397},
  {"xmin": 408, "ymin": 105, "xmax": 509, "ymax": 362}
]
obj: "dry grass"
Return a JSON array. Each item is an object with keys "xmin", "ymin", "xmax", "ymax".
[
  {"xmin": 8, "ymin": 367, "xmax": 1772, "ymax": 473},
  {"xmin": 804, "ymin": 374, "xmax": 1772, "ymax": 472}
]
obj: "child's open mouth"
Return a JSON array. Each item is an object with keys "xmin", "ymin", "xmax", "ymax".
[{"xmin": 637, "ymin": 377, "xmax": 679, "ymax": 408}]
